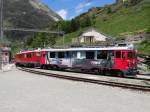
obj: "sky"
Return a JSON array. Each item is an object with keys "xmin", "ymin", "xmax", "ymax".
[{"xmin": 41, "ymin": 0, "xmax": 116, "ymax": 20}]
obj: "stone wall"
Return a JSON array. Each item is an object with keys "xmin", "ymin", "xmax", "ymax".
[
  {"xmin": 0, "ymin": 47, "xmax": 11, "ymax": 69},
  {"xmin": 118, "ymin": 31, "xmax": 150, "ymax": 43}
]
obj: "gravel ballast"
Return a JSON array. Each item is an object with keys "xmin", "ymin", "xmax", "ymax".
[{"xmin": 0, "ymin": 69, "xmax": 150, "ymax": 112}]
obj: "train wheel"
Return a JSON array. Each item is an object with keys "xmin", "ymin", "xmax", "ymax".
[
  {"xmin": 105, "ymin": 70, "xmax": 111, "ymax": 76},
  {"xmin": 53, "ymin": 65, "xmax": 58, "ymax": 70},
  {"xmin": 41, "ymin": 65, "xmax": 47, "ymax": 69},
  {"xmin": 15, "ymin": 63, "xmax": 19, "ymax": 67},
  {"xmin": 31, "ymin": 64, "xmax": 35, "ymax": 68},
  {"xmin": 117, "ymin": 71, "xmax": 124, "ymax": 77},
  {"xmin": 44, "ymin": 65, "xmax": 48, "ymax": 69},
  {"xmin": 99, "ymin": 69, "xmax": 104, "ymax": 75},
  {"xmin": 92, "ymin": 68, "xmax": 99, "ymax": 75},
  {"xmin": 40, "ymin": 65, "xmax": 44, "ymax": 69}
]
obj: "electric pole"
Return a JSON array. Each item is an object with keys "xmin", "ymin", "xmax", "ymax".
[
  {"xmin": 0, "ymin": 0, "xmax": 3, "ymax": 42},
  {"xmin": 0, "ymin": 0, "xmax": 3, "ymax": 70}
]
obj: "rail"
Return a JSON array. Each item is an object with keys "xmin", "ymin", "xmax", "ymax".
[{"xmin": 17, "ymin": 67, "xmax": 150, "ymax": 92}]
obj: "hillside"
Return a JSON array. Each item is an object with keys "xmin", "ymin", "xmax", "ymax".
[
  {"xmin": 4, "ymin": 0, "xmax": 62, "ymax": 29},
  {"xmin": 62, "ymin": 0, "xmax": 150, "ymax": 43},
  {"xmin": 2, "ymin": 0, "xmax": 62, "ymax": 54}
]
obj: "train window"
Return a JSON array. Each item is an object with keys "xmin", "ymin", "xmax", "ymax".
[
  {"xmin": 27, "ymin": 53, "xmax": 31, "ymax": 58},
  {"xmin": 50, "ymin": 52, "xmax": 55, "ymax": 58},
  {"xmin": 97, "ymin": 51, "xmax": 107, "ymax": 59},
  {"xmin": 66, "ymin": 51, "xmax": 69, "ymax": 58},
  {"xmin": 31, "ymin": 53, "xmax": 34, "ymax": 57},
  {"xmin": 133, "ymin": 52, "xmax": 136, "ymax": 58},
  {"xmin": 24, "ymin": 54, "xmax": 27, "ymax": 58},
  {"xmin": 30, "ymin": 54, "xmax": 32, "ymax": 58},
  {"xmin": 122, "ymin": 52, "xmax": 126, "ymax": 59},
  {"xmin": 86, "ymin": 51, "xmax": 94, "ymax": 59},
  {"xmin": 58, "ymin": 52, "xmax": 65, "ymax": 58},
  {"xmin": 128, "ymin": 52, "xmax": 133, "ymax": 59},
  {"xmin": 36, "ymin": 52, "xmax": 41, "ymax": 57},
  {"xmin": 116, "ymin": 51, "xmax": 121, "ymax": 58},
  {"xmin": 109, "ymin": 51, "xmax": 114, "ymax": 57}
]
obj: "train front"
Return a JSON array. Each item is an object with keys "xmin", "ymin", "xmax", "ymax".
[
  {"xmin": 114, "ymin": 44, "xmax": 138, "ymax": 77},
  {"xmin": 125, "ymin": 50, "xmax": 138, "ymax": 76}
]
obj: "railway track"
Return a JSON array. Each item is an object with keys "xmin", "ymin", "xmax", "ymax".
[
  {"xmin": 23, "ymin": 67, "xmax": 150, "ymax": 82},
  {"xmin": 18, "ymin": 67, "xmax": 150, "ymax": 92},
  {"xmin": 137, "ymin": 73, "xmax": 150, "ymax": 76},
  {"xmin": 62, "ymin": 69, "xmax": 150, "ymax": 82},
  {"xmin": 32, "ymin": 67, "xmax": 150, "ymax": 82}
]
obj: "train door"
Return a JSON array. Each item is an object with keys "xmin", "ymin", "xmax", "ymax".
[
  {"xmin": 107, "ymin": 50, "xmax": 114, "ymax": 68},
  {"xmin": 127, "ymin": 50, "xmax": 137, "ymax": 69},
  {"xmin": 121, "ymin": 51, "xmax": 127, "ymax": 70},
  {"xmin": 114, "ymin": 50, "xmax": 127, "ymax": 71},
  {"xmin": 67, "ymin": 51, "xmax": 72, "ymax": 67},
  {"xmin": 65, "ymin": 51, "xmax": 71, "ymax": 67},
  {"xmin": 40, "ymin": 51, "xmax": 46, "ymax": 65},
  {"xmin": 57, "ymin": 51, "xmax": 70, "ymax": 67},
  {"xmin": 70, "ymin": 51, "xmax": 77, "ymax": 67}
]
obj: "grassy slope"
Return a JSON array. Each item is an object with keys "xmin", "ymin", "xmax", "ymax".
[
  {"xmin": 62, "ymin": 1, "xmax": 150, "ymax": 44},
  {"xmin": 95, "ymin": 5, "xmax": 150, "ymax": 37}
]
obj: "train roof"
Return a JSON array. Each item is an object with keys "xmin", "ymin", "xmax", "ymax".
[
  {"xmin": 16, "ymin": 49, "xmax": 41, "ymax": 54},
  {"xmin": 42, "ymin": 45, "xmax": 135, "ymax": 52},
  {"xmin": 16, "ymin": 44, "xmax": 135, "ymax": 54}
]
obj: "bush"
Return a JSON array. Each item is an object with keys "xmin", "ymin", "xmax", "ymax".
[{"xmin": 107, "ymin": 7, "xmax": 112, "ymax": 14}]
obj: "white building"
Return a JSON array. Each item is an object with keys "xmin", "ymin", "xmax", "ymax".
[{"xmin": 76, "ymin": 29, "xmax": 108, "ymax": 44}]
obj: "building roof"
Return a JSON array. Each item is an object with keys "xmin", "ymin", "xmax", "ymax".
[
  {"xmin": 82, "ymin": 29, "xmax": 107, "ymax": 39},
  {"xmin": 0, "ymin": 47, "xmax": 11, "ymax": 52},
  {"xmin": 79, "ymin": 28, "xmax": 109, "ymax": 42}
]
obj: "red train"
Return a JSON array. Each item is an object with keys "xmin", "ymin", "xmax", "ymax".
[{"xmin": 15, "ymin": 44, "xmax": 138, "ymax": 77}]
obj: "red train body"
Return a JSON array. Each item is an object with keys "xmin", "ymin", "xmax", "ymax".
[
  {"xmin": 15, "ymin": 45, "xmax": 138, "ymax": 77},
  {"xmin": 15, "ymin": 50, "xmax": 41, "ymax": 67}
]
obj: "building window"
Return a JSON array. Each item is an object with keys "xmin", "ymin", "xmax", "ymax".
[{"xmin": 86, "ymin": 51, "xmax": 94, "ymax": 59}]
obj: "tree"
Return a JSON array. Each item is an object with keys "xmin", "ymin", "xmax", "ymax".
[
  {"xmin": 59, "ymin": 21, "xmax": 72, "ymax": 33},
  {"xmin": 70, "ymin": 19, "xmax": 80, "ymax": 32},
  {"xmin": 85, "ymin": 16, "xmax": 92, "ymax": 27},
  {"xmin": 80, "ymin": 16, "xmax": 92, "ymax": 28}
]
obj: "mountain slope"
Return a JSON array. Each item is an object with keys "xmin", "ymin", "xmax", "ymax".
[
  {"xmin": 3, "ymin": 0, "xmax": 62, "ymax": 29},
  {"xmin": 94, "ymin": 0, "xmax": 150, "ymax": 37}
]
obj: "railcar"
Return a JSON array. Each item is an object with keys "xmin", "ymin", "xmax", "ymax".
[
  {"xmin": 41, "ymin": 45, "xmax": 137, "ymax": 77},
  {"xmin": 15, "ymin": 49, "xmax": 41, "ymax": 67},
  {"xmin": 15, "ymin": 44, "xmax": 138, "ymax": 77}
]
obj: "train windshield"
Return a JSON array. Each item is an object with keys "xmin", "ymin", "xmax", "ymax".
[{"xmin": 128, "ymin": 51, "xmax": 136, "ymax": 59}]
